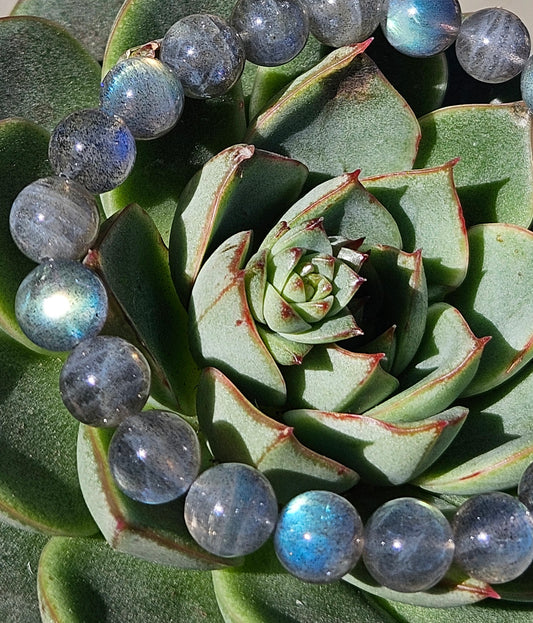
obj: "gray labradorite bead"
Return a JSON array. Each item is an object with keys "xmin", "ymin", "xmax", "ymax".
[
  {"xmin": 521, "ymin": 56, "xmax": 533, "ymax": 113},
  {"xmin": 100, "ymin": 57, "xmax": 185, "ymax": 139},
  {"xmin": 362, "ymin": 497, "xmax": 454, "ymax": 593},
  {"xmin": 518, "ymin": 461, "xmax": 533, "ymax": 511},
  {"xmin": 301, "ymin": 0, "xmax": 383, "ymax": 48},
  {"xmin": 48, "ymin": 108, "xmax": 136, "ymax": 194},
  {"xmin": 230, "ymin": 0, "xmax": 309, "ymax": 67},
  {"xmin": 456, "ymin": 8, "xmax": 531, "ymax": 84},
  {"xmin": 108, "ymin": 410, "xmax": 201, "ymax": 504},
  {"xmin": 160, "ymin": 14, "xmax": 245, "ymax": 99},
  {"xmin": 9, "ymin": 176, "xmax": 100, "ymax": 263},
  {"xmin": 59, "ymin": 336, "xmax": 151, "ymax": 427},
  {"xmin": 184, "ymin": 463, "xmax": 278, "ymax": 557},
  {"xmin": 453, "ymin": 492, "xmax": 533, "ymax": 584},
  {"xmin": 15, "ymin": 258, "xmax": 108, "ymax": 352}
]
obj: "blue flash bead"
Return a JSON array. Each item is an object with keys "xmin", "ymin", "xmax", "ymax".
[
  {"xmin": 362, "ymin": 498, "xmax": 454, "ymax": 593},
  {"xmin": 59, "ymin": 336, "xmax": 151, "ymax": 427},
  {"xmin": 9, "ymin": 176, "xmax": 100, "ymax": 263},
  {"xmin": 184, "ymin": 463, "xmax": 278, "ymax": 557},
  {"xmin": 274, "ymin": 490, "xmax": 363, "ymax": 583},
  {"xmin": 48, "ymin": 108, "xmax": 136, "ymax": 194},
  {"xmin": 230, "ymin": 0, "xmax": 309, "ymax": 67},
  {"xmin": 521, "ymin": 56, "xmax": 533, "ymax": 113},
  {"xmin": 518, "ymin": 461, "xmax": 533, "ymax": 511},
  {"xmin": 108, "ymin": 410, "xmax": 201, "ymax": 504},
  {"xmin": 455, "ymin": 8, "xmax": 531, "ymax": 84},
  {"xmin": 381, "ymin": 0, "xmax": 461, "ymax": 58},
  {"xmin": 100, "ymin": 57, "xmax": 185, "ymax": 140},
  {"xmin": 160, "ymin": 14, "xmax": 245, "ymax": 99},
  {"xmin": 453, "ymin": 492, "xmax": 533, "ymax": 584},
  {"xmin": 300, "ymin": 0, "xmax": 383, "ymax": 48},
  {"xmin": 15, "ymin": 259, "xmax": 108, "ymax": 352}
]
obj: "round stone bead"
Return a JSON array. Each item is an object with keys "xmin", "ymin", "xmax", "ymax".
[
  {"xmin": 184, "ymin": 463, "xmax": 278, "ymax": 557},
  {"xmin": 518, "ymin": 461, "xmax": 533, "ymax": 511},
  {"xmin": 274, "ymin": 490, "xmax": 363, "ymax": 583},
  {"xmin": 100, "ymin": 57, "xmax": 185, "ymax": 140},
  {"xmin": 230, "ymin": 0, "xmax": 309, "ymax": 67},
  {"xmin": 48, "ymin": 108, "xmax": 136, "ymax": 194},
  {"xmin": 59, "ymin": 336, "xmax": 151, "ymax": 427},
  {"xmin": 455, "ymin": 8, "xmax": 531, "ymax": 84},
  {"xmin": 15, "ymin": 259, "xmax": 108, "ymax": 351},
  {"xmin": 362, "ymin": 498, "xmax": 454, "ymax": 593},
  {"xmin": 108, "ymin": 410, "xmax": 201, "ymax": 504},
  {"xmin": 453, "ymin": 492, "xmax": 533, "ymax": 583},
  {"xmin": 301, "ymin": 0, "xmax": 383, "ymax": 48},
  {"xmin": 9, "ymin": 176, "xmax": 100, "ymax": 263},
  {"xmin": 160, "ymin": 14, "xmax": 245, "ymax": 99},
  {"xmin": 381, "ymin": 0, "xmax": 461, "ymax": 58},
  {"xmin": 521, "ymin": 56, "xmax": 533, "ymax": 113}
]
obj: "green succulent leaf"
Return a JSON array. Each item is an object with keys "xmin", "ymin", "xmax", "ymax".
[
  {"xmin": 196, "ymin": 367, "xmax": 359, "ymax": 503},
  {"xmin": 38, "ymin": 536, "xmax": 225, "ymax": 623},
  {"xmin": 497, "ymin": 562, "xmax": 533, "ymax": 602},
  {"xmin": 415, "ymin": 102, "xmax": 533, "ymax": 228},
  {"xmin": 0, "ymin": 16, "xmax": 100, "ymax": 131},
  {"xmin": 246, "ymin": 44, "xmax": 420, "ymax": 180}
]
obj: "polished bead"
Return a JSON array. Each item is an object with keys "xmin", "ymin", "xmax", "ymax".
[
  {"xmin": 184, "ymin": 463, "xmax": 278, "ymax": 557},
  {"xmin": 15, "ymin": 259, "xmax": 108, "ymax": 351},
  {"xmin": 160, "ymin": 14, "xmax": 245, "ymax": 99},
  {"xmin": 301, "ymin": 0, "xmax": 383, "ymax": 48},
  {"xmin": 453, "ymin": 492, "xmax": 533, "ymax": 583},
  {"xmin": 100, "ymin": 57, "xmax": 185, "ymax": 139},
  {"xmin": 49, "ymin": 108, "xmax": 136, "ymax": 194},
  {"xmin": 455, "ymin": 8, "xmax": 531, "ymax": 84},
  {"xmin": 59, "ymin": 336, "xmax": 151, "ymax": 427},
  {"xmin": 521, "ymin": 56, "xmax": 533, "ymax": 112},
  {"xmin": 363, "ymin": 498, "xmax": 454, "ymax": 593},
  {"xmin": 9, "ymin": 176, "xmax": 100, "ymax": 263},
  {"xmin": 230, "ymin": 0, "xmax": 309, "ymax": 67},
  {"xmin": 274, "ymin": 490, "xmax": 363, "ymax": 583},
  {"xmin": 108, "ymin": 410, "xmax": 201, "ymax": 504},
  {"xmin": 381, "ymin": 0, "xmax": 461, "ymax": 58},
  {"xmin": 518, "ymin": 461, "xmax": 533, "ymax": 511}
]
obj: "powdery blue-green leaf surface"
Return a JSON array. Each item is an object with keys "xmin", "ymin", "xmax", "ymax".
[
  {"xmin": 415, "ymin": 103, "xmax": 533, "ymax": 228},
  {"xmin": 0, "ymin": 17, "xmax": 100, "ymax": 131},
  {"xmin": 38, "ymin": 536, "xmax": 225, "ymax": 623}
]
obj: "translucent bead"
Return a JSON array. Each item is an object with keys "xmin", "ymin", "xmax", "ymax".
[
  {"xmin": 15, "ymin": 259, "xmax": 108, "ymax": 352},
  {"xmin": 518, "ymin": 461, "xmax": 533, "ymax": 511},
  {"xmin": 108, "ymin": 410, "xmax": 201, "ymax": 504},
  {"xmin": 453, "ymin": 492, "xmax": 533, "ymax": 584},
  {"xmin": 381, "ymin": 0, "xmax": 461, "ymax": 58},
  {"xmin": 300, "ymin": 0, "xmax": 383, "ymax": 48},
  {"xmin": 59, "ymin": 336, "xmax": 151, "ymax": 427},
  {"xmin": 274, "ymin": 490, "xmax": 363, "ymax": 583},
  {"xmin": 362, "ymin": 498, "xmax": 454, "ymax": 593},
  {"xmin": 100, "ymin": 57, "xmax": 185, "ymax": 140},
  {"xmin": 230, "ymin": 0, "xmax": 309, "ymax": 67},
  {"xmin": 49, "ymin": 108, "xmax": 136, "ymax": 194},
  {"xmin": 455, "ymin": 8, "xmax": 531, "ymax": 84},
  {"xmin": 9, "ymin": 176, "xmax": 100, "ymax": 263},
  {"xmin": 521, "ymin": 56, "xmax": 533, "ymax": 113},
  {"xmin": 184, "ymin": 463, "xmax": 278, "ymax": 557},
  {"xmin": 160, "ymin": 14, "xmax": 245, "ymax": 99}
]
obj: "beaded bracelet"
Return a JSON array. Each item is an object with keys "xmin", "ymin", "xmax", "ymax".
[{"xmin": 8, "ymin": 0, "xmax": 533, "ymax": 595}]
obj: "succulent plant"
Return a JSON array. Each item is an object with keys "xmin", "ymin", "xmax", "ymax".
[{"xmin": 1, "ymin": 1, "xmax": 533, "ymax": 622}]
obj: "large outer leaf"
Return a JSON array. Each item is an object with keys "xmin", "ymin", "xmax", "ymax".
[{"xmin": 0, "ymin": 16, "xmax": 100, "ymax": 131}]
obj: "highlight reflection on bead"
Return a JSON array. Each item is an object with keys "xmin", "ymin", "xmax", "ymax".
[{"xmin": 15, "ymin": 259, "xmax": 108, "ymax": 351}]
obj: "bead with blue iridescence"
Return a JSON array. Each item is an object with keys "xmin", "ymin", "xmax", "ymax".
[
  {"xmin": 59, "ymin": 336, "xmax": 151, "ymax": 427},
  {"xmin": 9, "ymin": 176, "xmax": 100, "ymax": 263},
  {"xmin": 521, "ymin": 56, "xmax": 533, "ymax": 113},
  {"xmin": 518, "ymin": 461, "xmax": 533, "ymax": 511},
  {"xmin": 230, "ymin": 0, "xmax": 309, "ymax": 67},
  {"xmin": 100, "ymin": 57, "xmax": 185, "ymax": 139},
  {"xmin": 274, "ymin": 490, "xmax": 363, "ymax": 583},
  {"xmin": 381, "ymin": 0, "xmax": 461, "ymax": 58},
  {"xmin": 108, "ymin": 410, "xmax": 201, "ymax": 504},
  {"xmin": 301, "ymin": 0, "xmax": 383, "ymax": 48},
  {"xmin": 455, "ymin": 8, "xmax": 531, "ymax": 84},
  {"xmin": 453, "ymin": 492, "xmax": 533, "ymax": 583},
  {"xmin": 362, "ymin": 497, "xmax": 454, "ymax": 593},
  {"xmin": 15, "ymin": 259, "xmax": 108, "ymax": 351},
  {"xmin": 160, "ymin": 14, "xmax": 245, "ymax": 99},
  {"xmin": 184, "ymin": 463, "xmax": 278, "ymax": 557},
  {"xmin": 48, "ymin": 108, "xmax": 136, "ymax": 194}
]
